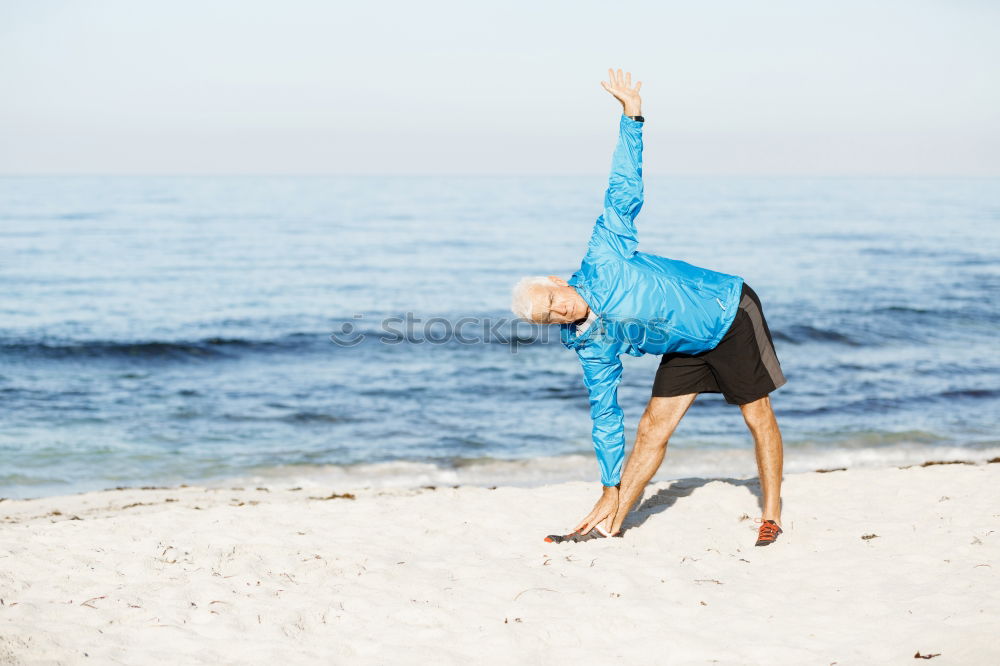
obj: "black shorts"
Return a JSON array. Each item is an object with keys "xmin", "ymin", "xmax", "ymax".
[{"xmin": 651, "ymin": 284, "xmax": 787, "ymax": 405}]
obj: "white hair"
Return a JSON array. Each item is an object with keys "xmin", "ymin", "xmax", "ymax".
[{"xmin": 510, "ymin": 276, "xmax": 558, "ymax": 322}]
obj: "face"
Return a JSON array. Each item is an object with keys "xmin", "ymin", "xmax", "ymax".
[{"xmin": 530, "ymin": 276, "xmax": 590, "ymax": 324}]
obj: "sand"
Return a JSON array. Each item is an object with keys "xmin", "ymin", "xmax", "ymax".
[{"xmin": 2, "ymin": 462, "xmax": 998, "ymax": 665}]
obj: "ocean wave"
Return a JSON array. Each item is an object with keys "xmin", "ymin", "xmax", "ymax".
[
  {"xmin": 936, "ymin": 388, "xmax": 1000, "ymax": 400},
  {"xmin": 5, "ymin": 438, "xmax": 1000, "ymax": 501},
  {"xmin": 771, "ymin": 305, "xmax": 999, "ymax": 347},
  {"xmin": 0, "ymin": 336, "xmax": 311, "ymax": 361},
  {"xmin": 771, "ymin": 325, "xmax": 861, "ymax": 346},
  {"xmin": 221, "ymin": 410, "xmax": 359, "ymax": 424},
  {"xmin": 222, "ymin": 443, "xmax": 1000, "ymax": 492},
  {"xmin": 2, "ymin": 300, "xmax": 994, "ymax": 364},
  {"xmin": 779, "ymin": 387, "xmax": 1000, "ymax": 417},
  {"xmin": 0, "ymin": 322, "xmax": 559, "ymax": 362}
]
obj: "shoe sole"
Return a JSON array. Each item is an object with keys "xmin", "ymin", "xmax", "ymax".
[{"xmin": 544, "ymin": 527, "xmax": 611, "ymax": 543}]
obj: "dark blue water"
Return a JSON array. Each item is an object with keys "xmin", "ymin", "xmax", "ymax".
[{"xmin": 2, "ymin": 175, "xmax": 998, "ymax": 498}]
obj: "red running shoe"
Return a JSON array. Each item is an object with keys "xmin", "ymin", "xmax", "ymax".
[{"xmin": 755, "ymin": 519, "xmax": 783, "ymax": 547}]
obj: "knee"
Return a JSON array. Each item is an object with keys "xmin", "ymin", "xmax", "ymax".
[
  {"xmin": 639, "ymin": 404, "xmax": 663, "ymax": 430},
  {"xmin": 741, "ymin": 396, "xmax": 776, "ymax": 431},
  {"xmin": 637, "ymin": 408, "xmax": 671, "ymax": 448}
]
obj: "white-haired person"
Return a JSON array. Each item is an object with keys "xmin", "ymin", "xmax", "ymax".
[{"xmin": 511, "ymin": 69, "xmax": 787, "ymax": 547}]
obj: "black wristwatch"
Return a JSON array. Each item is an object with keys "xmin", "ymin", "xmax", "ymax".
[{"xmin": 627, "ymin": 115, "xmax": 644, "ymax": 122}]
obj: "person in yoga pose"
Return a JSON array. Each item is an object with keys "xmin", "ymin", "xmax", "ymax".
[{"xmin": 511, "ymin": 69, "xmax": 787, "ymax": 547}]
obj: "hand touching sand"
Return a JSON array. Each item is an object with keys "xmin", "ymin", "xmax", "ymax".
[{"xmin": 573, "ymin": 484, "xmax": 619, "ymax": 535}]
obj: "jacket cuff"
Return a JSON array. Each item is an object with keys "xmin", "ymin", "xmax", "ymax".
[{"xmin": 620, "ymin": 114, "xmax": 644, "ymax": 129}]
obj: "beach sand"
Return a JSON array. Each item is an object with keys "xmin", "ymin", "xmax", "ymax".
[{"xmin": 2, "ymin": 462, "xmax": 998, "ymax": 665}]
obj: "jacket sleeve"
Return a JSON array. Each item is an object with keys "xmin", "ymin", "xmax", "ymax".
[
  {"xmin": 586, "ymin": 115, "xmax": 645, "ymax": 259},
  {"xmin": 577, "ymin": 337, "xmax": 628, "ymax": 486}
]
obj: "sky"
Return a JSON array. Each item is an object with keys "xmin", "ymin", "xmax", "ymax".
[{"xmin": 1, "ymin": 0, "xmax": 998, "ymax": 175}]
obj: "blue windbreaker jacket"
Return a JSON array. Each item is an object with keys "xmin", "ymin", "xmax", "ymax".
[{"xmin": 561, "ymin": 115, "xmax": 744, "ymax": 486}]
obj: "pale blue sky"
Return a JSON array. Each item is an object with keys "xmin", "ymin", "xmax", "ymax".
[{"xmin": 2, "ymin": 0, "xmax": 998, "ymax": 175}]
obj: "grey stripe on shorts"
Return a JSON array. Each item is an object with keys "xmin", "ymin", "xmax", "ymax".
[{"xmin": 739, "ymin": 294, "xmax": 787, "ymax": 389}]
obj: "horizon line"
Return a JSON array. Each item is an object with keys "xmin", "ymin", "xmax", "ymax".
[{"xmin": 1, "ymin": 172, "xmax": 998, "ymax": 179}]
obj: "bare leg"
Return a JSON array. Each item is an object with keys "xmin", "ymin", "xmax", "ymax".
[
  {"xmin": 608, "ymin": 393, "xmax": 698, "ymax": 534},
  {"xmin": 739, "ymin": 395, "xmax": 784, "ymax": 524}
]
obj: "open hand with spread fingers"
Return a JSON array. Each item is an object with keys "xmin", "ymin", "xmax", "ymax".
[{"xmin": 600, "ymin": 68, "xmax": 642, "ymax": 117}]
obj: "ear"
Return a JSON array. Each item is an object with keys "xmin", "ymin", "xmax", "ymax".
[{"xmin": 547, "ymin": 275, "xmax": 569, "ymax": 287}]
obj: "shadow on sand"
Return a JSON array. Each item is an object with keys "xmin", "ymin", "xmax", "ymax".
[{"xmin": 620, "ymin": 476, "xmax": 765, "ymax": 532}]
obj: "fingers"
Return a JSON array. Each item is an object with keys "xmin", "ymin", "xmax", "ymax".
[
  {"xmin": 609, "ymin": 68, "xmax": 621, "ymax": 89},
  {"xmin": 575, "ymin": 512, "xmax": 598, "ymax": 533},
  {"xmin": 578, "ymin": 508, "xmax": 613, "ymax": 534},
  {"xmin": 605, "ymin": 68, "xmax": 640, "ymax": 93}
]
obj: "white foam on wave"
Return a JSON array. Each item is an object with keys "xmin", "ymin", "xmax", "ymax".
[{"xmin": 225, "ymin": 443, "xmax": 1000, "ymax": 492}]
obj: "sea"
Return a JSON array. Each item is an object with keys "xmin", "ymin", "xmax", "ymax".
[{"xmin": 2, "ymin": 175, "xmax": 998, "ymax": 499}]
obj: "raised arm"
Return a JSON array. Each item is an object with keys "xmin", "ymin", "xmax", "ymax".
[{"xmin": 587, "ymin": 69, "xmax": 645, "ymax": 259}]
